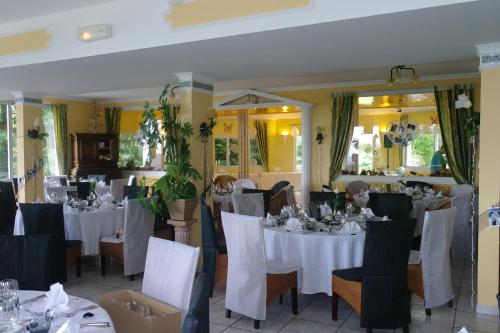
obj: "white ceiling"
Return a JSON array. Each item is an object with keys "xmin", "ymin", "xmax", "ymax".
[
  {"xmin": 0, "ymin": 0, "xmax": 498, "ymax": 100},
  {"xmin": 0, "ymin": 0, "xmax": 117, "ymax": 23}
]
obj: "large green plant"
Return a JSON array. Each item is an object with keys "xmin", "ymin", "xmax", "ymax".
[{"xmin": 139, "ymin": 84, "xmax": 202, "ymax": 209}]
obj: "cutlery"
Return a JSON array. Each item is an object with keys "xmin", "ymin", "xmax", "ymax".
[
  {"xmin": 80, "ymin": 322, "xmax": 111, "ymax": 328},
  {"xmin": 61, "ymin": 305, "xmax": 98, "ymax": 317},
  {"xmin": 20, "ymin": 294, "xmax": 46, "ymax": 305}
]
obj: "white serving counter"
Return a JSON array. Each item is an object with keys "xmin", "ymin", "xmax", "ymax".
[{"xmin": 336, "ymin": 175, "xmax": 456, "ymax": 185}]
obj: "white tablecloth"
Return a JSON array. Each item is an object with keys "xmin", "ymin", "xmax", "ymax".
[
  {"xmin": 19, "ymin": 290, "xmax": 115, "ymax": 333},
  {"xmin": 14, "ymin": 208, "xmax": 125, "ymax": 255},
  {"xmin": 263, "ymin": 226, "xmax": 365, "ymax": 296}
]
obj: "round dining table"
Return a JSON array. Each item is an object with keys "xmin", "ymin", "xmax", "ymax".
[
  {"xmin": 13, "ymin": 207, "xmax": 125, "ymax": 256},
  {"xmin": 18, "ymin": 290, "xmax": 115, "ymax": 333},
  {"xmin": 263, "ymin": 226, "xmax": 365, "ymax": 296}
]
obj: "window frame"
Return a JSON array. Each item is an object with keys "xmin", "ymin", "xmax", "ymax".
[{"xmin": 214, "ymin": 136, "xmax": 239, "ymax": 167}]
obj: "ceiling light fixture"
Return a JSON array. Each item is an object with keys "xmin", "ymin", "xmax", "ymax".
[
  {"xmin": 387, "ymin": 65, "xmax": 419, "ymax": 86},
  {"xmin": 78, "ymin": 24, "xmax": 112, "ymax": 42}
]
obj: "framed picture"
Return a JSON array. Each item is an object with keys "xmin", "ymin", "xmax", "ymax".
[{"xmin": 488, "ymin": 207, "xmax": 500, "ymax": 227}]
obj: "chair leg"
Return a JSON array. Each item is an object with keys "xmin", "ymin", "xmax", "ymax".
[
  {"xmin": 225, "ymin": 310, "xmax": 231, "ymax": 318},
  {"xmin": 254, "ymin": 320, "xmax": 260, "ymax": 330},
  {"xmin": 76, "ymin": 256, "xmax": 82, "ymax": 278},
  {"xmin": 425, "ymin": 308, "xmax": 432, "ymax": 316},
  {"xmin": 291, "ymin": 287, "xmax": 298, "ymax": 315},
  {"xmin": 402, "ymin": 326, "xmax": 409, "ymax": 333},
  {"xmin": 332, "ymin": 292, "xmax": 339, "ymax": 321},
  {"xmin": 100, "ymin": 254, "xmax": 106, "ymax": 276},
  {"xmin": 129, "ymin": 274, "xmax": 135, "ymax": 281},
  {"xmin": 279, "ymin": 294, "xmax": 283, "ymax": 304},
  {"xmin": 447, "ymin": 300, "xmax": 454, "ymax": 308}
]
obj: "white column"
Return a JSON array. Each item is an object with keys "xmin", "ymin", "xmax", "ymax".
[{"xmin": 301, "ymin": 105, "xmax": 312, "ymax": 211}]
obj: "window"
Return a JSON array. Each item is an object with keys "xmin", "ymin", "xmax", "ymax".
[
  {"xmin": 118, "ymin": 133, "xmax": 144, "ymax": 168},
  {"xmin": 404, "ymin": 132, "xmax": 442, "ymax": 167},
  {"xmin": 0, "ymin": 103, "xmax": 16, "ymax": 179},
  {"xmin": 295, "ymin": 136, "xmax": 302, "ymax": 172},
  {"xmin": 41, "ymin": 109, "xmax": 59, "ymax": 176},
  {"xmin": 249, "ymin": 138, "xmax": 263, "ymax": 166},
  {"xmin": 214, "ymin": 137, "xmax": 238, "ymax": 166}
]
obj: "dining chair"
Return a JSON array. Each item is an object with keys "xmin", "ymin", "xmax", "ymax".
[
  {"xmin": 142, "ymin": 237, "xmax": 200, "ymax": 321},
  {"xmin": 0, "ymin": 180, "xmax": 17, "ymax": 235},
  {"xmin": 345, "ymin": 180, "xmax": 369, "ymax": 197},
  {"xmin": 309, "ymin": 191, "xmax": 346, "ymax": 219},
  {"xmin": 110, "ymin": 178, "xmax": 129, "ymax": 201},
  {"xmin": 200, "ymin": 196, "xmax": 227, "ymax": 297},
  {"xmin": 0, "ymin": 234, "xmax": 53, "ymax": 290},
  {"xmin": 222, "ymin": 212, "xmax": 298, "ymax": 329},
  {"xmin": 242, "ymin": 189, "xmax": 271, "ymax": 215},
  {"xmin": 43, "ymin": 175, "xmax": 69, "ymax": 201},
  {"xmin": 332, "ymin": 219, "xmax": 416, "ymax": 332},
  {"xmin": 100, "ymin": 198, "xmax": 155, "ymax": 280},
  {"xmin": 214, "ymin": 175, "xmax": 237, "ymax": 191},
  {"xmin": 283, "ymin": 185, "xmax": 296, "ymax": 206},
  {"xmin": 269, "ymin": 188, "xmax": 288, "ymax": 216},
  {"xmin": 19, "ymin": 203, "xmax": 82, "ymax": 281},
  {"xmin": 231, "ymin": 192, "xmax": 265, "ymax": 217},
  {"xmin": 450, "ymin": 184, "xmax": 473, "ymax": 259},
  {"xmin": 233, "ymin": 178, "xmax": 257, "ymax": 191},
  {"xmin": 407, "ymin": 207, "xmax": 457, "ymax": 315},
  {"xmin": 182, "ymin": 272, "xmax": 210, "ymax": 333},
  {"xmin": 368, "ymin": 193, "xmax": 413, "ymax": 220},
  {"xmin": 269, "ymin": 181, "xmax": 290, "ymax": 196},
  {"xmin": 122, "ymin": 185, "xmax": 149, "ymax": 200},
  {"xmin": 69, "ymin": 181, "xmax": 91, "ymax": 200},
  {"xmin": 406, "ymin": 181, "xmax": 433, "ymax": 189}
]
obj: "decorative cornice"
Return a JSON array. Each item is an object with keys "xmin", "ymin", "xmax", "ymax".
[
  {"xmin": 11, "ymin": 91, "xmax": 45, "ymax": 107},
  {"xmin": 476, "ymin": 42, "xmax": 500, "ymax": 69},
  {"xmin": 175, "ymin": 72, "xmax": 214, "ymax": 94}
]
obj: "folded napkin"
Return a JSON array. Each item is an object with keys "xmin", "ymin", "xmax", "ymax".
[
  {"xmin": 96, "ymin": 181, "xmax": 106, "ymax": 188},
  {"xmin": 361, "ymin": 208, "xmax": 375, "ymax": 218},
  {"xmin": 265, "ymin": 213, "xmax": 276, "ymax": 226},
  {"xmin": 285, "ymin": 218, "xmax": 303, "ymax": 232},
  {"xmin": 457, "ymin": 327, "xmax": 469, "ymax": 333},
  {"xmin": 382, "ymin": 215, "xmax": 390, "ymax": 221},
  {"xmin": 436, "ymin": 191, "xmax": 443, "ymax": 199},
  {"xmin": 320, "ymin": 203, "xmax": 333, "ymax": 217},
  {"xmin": 45, "ymin": 282, "xmax": 69, "ymax": 311},
  {"xmin": 339, "ymin": 221, "xmax": 362, "ymax": 235}
]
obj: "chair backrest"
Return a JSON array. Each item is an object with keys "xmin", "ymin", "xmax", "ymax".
[
  {"xmin": 450, "ymin": 184, "xmax": 473, "ymax": 198},
  {"xmin": 69, "ymin": 181, "xmax": 91, "ymax": 200},
  {"xmin": 321, "ymin": 184, "xmax": 333, "ymax": 192},
  {"xmin": 123, "ymin": 186, "xmax": 149, "ymax": 200},
  {"xmin": 406, "ymin": 181, "xmax": 433, "ymax": 189},
  {"xmin": 284, "ymin": 185, "xmax": 296, "ymax": 206},
  {"xmin": 122, "ymin": 198, "xmax": 155, "ymax": 276},
  {"xmin": 200, "ymin": 197, "xmax": 219, "ymax": 294},
  {"xmin": 270, "ymin": 181, "xmax": 290, "ymax": 195},
  {"xmin": 345, "ymin": 181, "xmax": 369, "ymax": 197},
  {"xmin": 221, "ymin": 212, "xmax": 267, "ymax": 319},
  {"xmin": 233, "ymin": 179, "xmax": 257, "ymax": 191},
  {"xmin": 88, "ymin": 175, "xmax": 106, "ymax": 183},
  {"xmin": 142, "ymin": 237, "xmax": 200, "ymax": 320},
  {"xmin": 368, "ymin": 193, "xmax": 413, "ymax": 220},
  {"xmin": 242, "ymin": 189, "xmax": 271, "ymax": 215},
  {"xmin": 421, "ymin": 208, "xmax": 457, "ymax": 262},
  {"xmin": 0, "ymin": 180, "xmax": 17, "ymax": 234},
  {"xmin": 231, "ymin": 192, "xmax": 265, "ymax": 217},
  {"xmin": 360, "ymin": 219, "xmax": 416, "ymax": 329},
  {"xmin": 182, "ymin": 272, "xmax": 210, "ymax": 333},
  {"xmin": 127, "ymin": 175, "xmax": 137, "ymax": 186},
  {"xmin": 214, "ymin": 175, "xmax": 237, "ymax": 191},
  {"xmin": 269, "ymin": 189, "xmax": 288, "ymax": 216},
  {"xmin": 309, "ymin": 191, "xmax": 346, "ymax": 218},
  {"xmin": 451, "ymin": 194, "xmax": 472, "ymax": 260},
  {"xmin": 110, "ymin": 179, "xmax": 129, "ymax": 201},
  {"xmin": 19, "ymin": 203, "xmax": 67, "ymax": 284},
  {"xmin": 44, "ymin": 175, "xmax": 68, "ymax": 187},
  {"xmin": 0, "ymin": 235, "xmax": 53, "ymax": 291}
]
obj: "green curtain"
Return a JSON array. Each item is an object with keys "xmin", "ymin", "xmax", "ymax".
[
  {"xmin": 50, "ymin": 104, "xmax": 68, "ymax": 175},
  {"xmin": 255, "ymin": 121, "xmax": 269, "ymax": 171},
  {"xmin": 434, "ymin": 84, "xmax": 476, "ymax": 184},
  {"xmin": 105, "ymin": 107, "xmax": 121, "ymax": 134},
  {"xmin": 329, "ymin": 92, "xmax": 358, "ymax": 182}
]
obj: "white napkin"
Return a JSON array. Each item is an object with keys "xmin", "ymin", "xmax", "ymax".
[
  {"xmin": 265, "ymin": 213, "xmax": 276, "ymax": 226},
  {"xmin": 340, "ymin": 221, "xmax": 362, "ymax": 235},
  {"xmin": 361, "ymin": 208, "xmax": 375, "ymax": 218},
  {"xmin": 382, "ymin": 215, "xmax": 390, "ymax": 221},
  {"xmin": 457, "ymin": 327, "xmax": 469, "ymax": 333},
  {"xmin": 436, "ymin": 191, "xmax": 443, "ymax": 199},
  {"xmin": 97, "ymin": 181, "xmax": 106, "ymax": 188},
  {"xmin": 320, "ymin": 203, "xmax": 333, "ymax": 217},
  {"xmin": 285, "ymin": 218, "xmax": 303, "ymax": 232},
  {"xmin": 45, "ymin": 282, "xmax": 69, "ymax": 311}
]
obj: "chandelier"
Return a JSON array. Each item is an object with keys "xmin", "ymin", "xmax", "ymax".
[
  {"xmin": 386, "ymin": 97, "xmax": 418, "ymax": 146},
  {"xmin": 387, "ymin": 65, "xmax": 419, "ymax": 86}
]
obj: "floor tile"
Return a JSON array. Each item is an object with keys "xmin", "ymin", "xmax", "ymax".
[
  {"xmin": 210, "ymin": 323, "xmax": 229, "ymax": 333},
  {"xmin": 210, "ymin": 303, "xmax": 243, "ymax": 327},
  {"xmin": 231, "ymin": 313, "xmax": 293, "ymax": 332},
  {"xmin": 280, "ymin": 318, "xmax": 335, "ymax": 332},
  {"xmin": 453, "ymin": 311, "xmax": 500, "ymax": 333}
]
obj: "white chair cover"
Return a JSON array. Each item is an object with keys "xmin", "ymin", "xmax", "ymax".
[
  {"xmin": 231, "ymin": 192, "xmax": 265, "ymax": 217},
  {"xmin": 127, "ymin": 175, "xmax": 136, "ymax": 186},
  {"xmin": 345, "ymin": 180, "xmax": 369, "ymax": 197},
  {"xmin": 411, "ymin": 207, "xmax": 457, "ymax": 308},
  {"xmin": 122, "ymin": 198, "xmax": 155, "ymax": 276},
  {"xmin": 283, "ymin": 185, "xmax": 296, "ymax": 206},
  {"xmin": 222, "ymin": 212, "xmax": 267, "ymax": 320},
  {"xmin": 451, "ymin": 194, "xmax": 472, "ymax": 260},
  {"xmin": 142, "ymin": 237, "xmax": 199, "ymax": 321},
  {"xmin": 110, "ymin": 179, "xmax": 129, "ymax": 200},
  {"xmin": 233, "ymin": 179, "xmax": 257, "ymax": 192}
]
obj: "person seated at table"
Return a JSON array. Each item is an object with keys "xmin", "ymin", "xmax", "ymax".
[{"xmin": 430, "ymin": 145, "xmax": 446, "ymax": 173}]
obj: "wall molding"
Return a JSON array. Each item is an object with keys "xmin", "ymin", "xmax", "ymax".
[{"xmin": 476, "ymin": 304, "xmax": 499, "ymax": 316}]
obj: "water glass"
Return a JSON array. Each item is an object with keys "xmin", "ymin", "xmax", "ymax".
[{"xmin": 0, "ymin": 279, "xmax": 20, "ymax": 332}]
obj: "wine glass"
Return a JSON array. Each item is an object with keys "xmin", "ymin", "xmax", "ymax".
[
  {"xmin": 346, "ymin": 201, "xmax": 355, "ymax": 217},
  {"xmin": 0, "ymin": 279, "xmax": 21, "ymax": 331}
]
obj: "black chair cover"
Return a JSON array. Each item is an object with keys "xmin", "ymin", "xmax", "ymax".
[
  {"xmin": 182, "ymin": 272, "xmax": 210, "ymax": 333},
  {"xmin": 360, "ymin": 219, "xmax": 416, "ymax": 329},
  {"xmin": 242, "ymin": 189, "xmax": 272, "ymax": 215},
  {"xmin": 19, "ymin": 203, "xmax": 67, "ymax": 284},
  {"xmin": 59, "ymin": 177, "xmax": 68, "ymax": 186},
  {"xmin": 123, "ymin": 186, "xmax": 149, "ymax": 200},
  {"xmin": 270, "ymin": 181, "xmax": 290, "ymax": 195},
  {"xmin": 368, "ymin": 193, "xmax": 413, "ymax": 220},
  {"xmin": 309, "ymin": 191, "xmax": 346, "ymax": 219},
  {"xmin": 69, "ymin": 181, "xmax": 91, "ymax": 200},
  {"xmin": 0, "ymin": 180, "xmax": 17, "ymax": 234},
  {"xmin": 0, "ymin": 235, "xmax": 53, "ymax": 291},
  {"xmin": 322, "ymin": 184, "xmax": 333, "ymax": 192},
  {"xmin": 405, "ymin": 181, "xmax": 433, "ymax": 189}
]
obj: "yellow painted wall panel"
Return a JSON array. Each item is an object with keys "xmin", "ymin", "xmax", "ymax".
[{"xmin": 0, "ymin": 30, "xmax": 50, "ymax": 56}]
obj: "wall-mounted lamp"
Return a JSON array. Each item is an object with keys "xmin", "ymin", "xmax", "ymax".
[
  {"xmin": 282, "ymin": 105, "xmax": 289, "ymax": 112},
  {"xmin": 280, "ymin": 130, "xmax": 289, "ymax": 144}
]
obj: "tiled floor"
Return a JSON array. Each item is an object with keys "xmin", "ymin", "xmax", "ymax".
[{"xmin": 65, "ymin": 259, "xmax": 499, "ymax": 332}]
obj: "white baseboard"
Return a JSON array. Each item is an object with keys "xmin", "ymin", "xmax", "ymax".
[{"xmin": 476, "ymin": 304, "xmax": 499, "ymax": 316}]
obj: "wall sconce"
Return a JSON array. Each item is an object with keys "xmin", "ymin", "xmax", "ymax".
[{"xmin": 280, "ymin": 130, "xmax": 289, "ymax": 144}]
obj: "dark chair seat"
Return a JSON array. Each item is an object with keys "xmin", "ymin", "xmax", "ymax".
[
  {"xmin": 333, "ymin": 267, "xmax": 362, "ymax": 282},
  {"xmin": 65, "ymin": 240, "xmax": 82, "ymax": 247},
  {"xmin": 217, "ymin": 244, "xmax": 227, "ymax": 254}
]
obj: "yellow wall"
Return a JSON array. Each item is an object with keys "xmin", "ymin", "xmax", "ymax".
[
  {"xmin": 43, "ymin": 98, "xmax": 101, "ymax": 134},
  {"xmin": 477, "ymin": 67, "xmax": 500, "ymax": 311}
]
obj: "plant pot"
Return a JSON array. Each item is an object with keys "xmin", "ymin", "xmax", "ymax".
[{"xmin": 167, "ymin": 198, "xmax": 198, "ymax": 221}]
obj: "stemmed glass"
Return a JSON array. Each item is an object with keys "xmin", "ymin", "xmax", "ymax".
[
  {"xmin": 346, "ymin": 201, "xmax": 355, "ymax": 217},
  {"xmin": 0, "ymin": 279, "xmax": 22, "ymax": 331}
]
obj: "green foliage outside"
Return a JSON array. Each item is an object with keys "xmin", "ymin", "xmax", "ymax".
[
  {"xmin": 359, "ymin": 142, "xmax": 373, "ymax": 171},
  {"xmin": 408, "ymin": 134, "xmax": 436, "ymax": 166},
  {"xmin": 249, "ymin": 138, "xmax": 263, "ymax": 165},
  {"xmin": 0, "ymin": 105, "xmax": 8, "ymax": 174},
  {"xmin": 118, "ymin": 133, "xmax": 143, "ymax": 168},
  {"xmin": 214, "ymin": 138, "xmax": 228, "ymax": 166}
]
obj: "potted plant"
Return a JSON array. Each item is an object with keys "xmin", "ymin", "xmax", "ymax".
[{"xmin": 138, "ymin": 84, "xmax": 202, "ymax": 220}]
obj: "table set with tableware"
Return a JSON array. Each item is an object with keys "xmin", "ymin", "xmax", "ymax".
[{"xmin": 0, "ymin": 279, "xmax": 114, "ymax": 333}]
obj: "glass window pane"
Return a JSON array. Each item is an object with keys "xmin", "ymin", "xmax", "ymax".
[
  {"xmin": 295, "ymin": 136, "xmax": 302, "ymax": 172},
  {"xmin": 249, "ymin": 138, "xmax": 262, "ymax": 165},
  {"xmin": 358, "ymin": 134, "xmax": 374, "ymax": 171},
  {"xmin": 0, "ymin": 105, "xmax": 8, "ymax": 179},
  {"xmin": 118, "ymin": 133, "xmax": 144, "ymax": 168},
  {"xmin": 229, "ymin": 139, "xmax": 238, "ymax": 166},
  {"xmin": 214, "ymin": 138, "xmax": 227, "ymax": 166},
  {"xmin": 41, "ymin": 109, "xmax": 59, "ymax": 176}
]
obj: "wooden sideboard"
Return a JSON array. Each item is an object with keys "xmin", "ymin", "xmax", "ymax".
[{"xmin": 70, "ymin": 133, "xmax": 121, "ymax": 182}]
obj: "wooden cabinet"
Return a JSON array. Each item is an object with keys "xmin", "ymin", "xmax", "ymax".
[{"xmin": 70, "ymin": 133, "xmax": 121, "ymax": 181}]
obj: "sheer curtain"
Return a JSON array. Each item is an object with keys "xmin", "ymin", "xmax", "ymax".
[
  {"xmin": 329, "ymin": 93, "xmax": 358, "ymax": 182},
  {"xmin": 255, "ymin": 121, "xmax": 269, "ymax": 171},
  {"xmin": 45, "ymin": 104, "xmax": 68, "ymax": 175}
]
